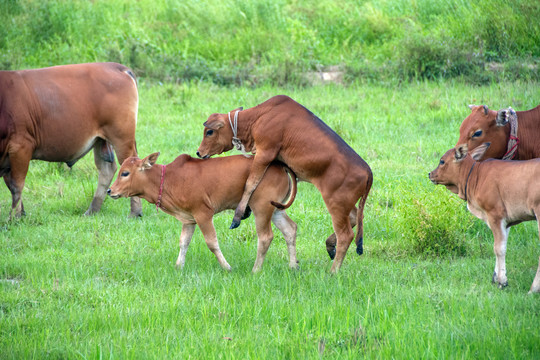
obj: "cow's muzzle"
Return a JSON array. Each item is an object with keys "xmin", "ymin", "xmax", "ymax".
[
  {"xmin": 196, "ymin": 151, "xmax": 210, "ymax": 159},
  {"xmin": 107, "ymin": 188, "xmax": 121, "ymax": 199}
]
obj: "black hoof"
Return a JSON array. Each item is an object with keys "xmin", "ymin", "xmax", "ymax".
[
  {"xmin": 327, "ymin": 248, "xmax": 336, "ymax": 260},
  {"xmin": 230, "ymin": 219, "xmax": 241, "ymax": 229}
]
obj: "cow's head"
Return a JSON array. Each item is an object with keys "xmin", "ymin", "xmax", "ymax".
[
  {"xmin": 455, "ymin": 105, "xmax": 514, "ymax": 161},
  {"xmin": 108, "ymin": 152, "xmax": 160, "ymax": 199},
  {"xmin": 429, "ymin": 143, "xmax": 490, "ymax": 195},
  {"xmin": 196, "ymin": 107, "xmax": 242, "ymax": 159}
]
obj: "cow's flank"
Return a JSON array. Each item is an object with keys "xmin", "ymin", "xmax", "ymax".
[
  {"xmin": 0, "ymin": 62, "xmax": 142, "ymax": 219},
  {"xmin": 197, "ymin": 95, "xmax": 373, "ymax": 273}
]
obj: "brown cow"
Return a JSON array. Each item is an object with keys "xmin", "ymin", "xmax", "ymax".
[
  {"xmin": 429, "ymin": 143, "xmax": 540, "ymax": 293},
  {"xmin": 0, "ymin": 62, "xmax": 142, "ymax": 219},
  {"xmin": 108, "ymin": 153, "xmax": 298, "ymax": 272},
  {"xmin": 196, "ymin": 95, "xmax": 373, "ymax": 273},
  {"xmin": 456, "ymin": 104, "xmax": 540, "ymax": 161}
]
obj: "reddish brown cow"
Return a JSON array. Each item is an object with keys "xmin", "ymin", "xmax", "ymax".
[
  {"xmin": 108, "ymin": 153, "xmax": 298, "ymax": 272},
  {"xmin": 456, "ymin": 104, "xmax": 540, "ymax": 161},
  {"xmin": 196, "ymin": 95, "xmax": 373, "ymax": 273},
  {"xmin": 0, "ymin": 62, "xmax": 142, "ymax": 218},
  {"xmin": 429, "ymin": 143, "xmax": 540, "ymax": 293}
]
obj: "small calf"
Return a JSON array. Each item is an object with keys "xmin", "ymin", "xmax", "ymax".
[
  {"xmin": 429, "ymin": 143, "xmax": 540, "ymax": 293},
  {"xmin": 108, "ymin": 153, "xmax": 298, "ymax": 272}
]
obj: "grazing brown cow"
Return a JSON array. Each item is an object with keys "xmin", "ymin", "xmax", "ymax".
[
  {"xmin": 429, "ymin": 143, "xmax": 540, "ymax": 293},
  {"xmin": 456, "ymin": 104, "xmax": 540, "ymax": 161},
  {"xmin": 196, "ymin": 95, "xmax": 373, "ymax": 273},
  {"xmin": 108, "ymin": 153, "xmax": 298, "ymax": 272},
  {"xmin": 0, "ymin": 62, "xmax": 142, "ymax": 219}
]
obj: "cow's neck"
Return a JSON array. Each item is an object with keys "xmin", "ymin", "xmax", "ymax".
[
  {"xmin": 514, "ymin": 105, "xmax": 540, "ymax": 160},
  {"xmin": 138, "ymin": 165, "xmax": 166, "ymax": 206}
]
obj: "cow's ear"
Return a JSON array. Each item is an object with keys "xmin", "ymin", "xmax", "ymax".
[
  {"xmin": 232, "ymin": 106, "xmax": 243, "ymax": 112},
  {"xmin": 471, "ymin": 142, "xmax": 490, "ymax": 161},
  {"xmin": 141, "ymin": 152, "xmax": 160, "ymax": 170},
  {"xmin": 469, "ymin": 104, "xmax": 489, "ymax": 115},
  {"xmin": 496, "ymin": 107, "xmax": 516, "ymax": 127},
  {"xmin": 454, "ymin": 144, "xmax": 468, "ymax": 162},
  {"xmin": 203, "ymin": 117, "xmax": 225, "ymax": 130}
]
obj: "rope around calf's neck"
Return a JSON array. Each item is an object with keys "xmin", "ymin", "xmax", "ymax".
[
  {"xmin": 502, "ymin": 107, "xmax": 519, "ymax": 160},
  {"xmin": 156, "ymin": 164, "xmax": 166, "ymax": 212},
  {"xmin": 227, "ymin": 110, "xmax": 249, "ymax": 157}
]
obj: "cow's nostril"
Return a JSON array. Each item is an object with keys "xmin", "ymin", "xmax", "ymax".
[{"xmin": 196, "ymin": 151, "xmax": 201, "ymax": 158}]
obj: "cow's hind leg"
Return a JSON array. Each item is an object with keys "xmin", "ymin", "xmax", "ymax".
[
  {"xmin": 196, "ymin": 215, "xmax": 232, "ymax": 271},
  {"xmin": 85, "ymin": 139, "xmax": 117, "ymax": 215},
  {"xmin": 530, "ymin": 256, "xmax": 540, "ymax": 294},
  {"xmin": 272, "ymin": 210, "xmax": 299, "ymax": 270},
  {"xmin": 4, "ymin": 172, "xmax": 25, "ymax": 219},
  {"xmin": 325, "ymin": 208, "xmax": 357, "ymax": 260},
  {"xmin": 4, "ymin": 145, "xmax": 32, "ymax": 219},
  {"xmin": 327, "ymin": 205, "xmax": 355, "ymax": 273},
  {"xmin": 252, "ymin": 208, "xmax": 275, "ymax": 273}
]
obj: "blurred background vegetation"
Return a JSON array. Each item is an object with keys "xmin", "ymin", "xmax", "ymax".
[{"xmin": 0, "ymin": 0, "xmax": 539, "ymax": 85}]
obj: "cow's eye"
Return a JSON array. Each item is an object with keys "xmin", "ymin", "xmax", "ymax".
[
  {"xmin": 439, "ymin": 159, "xmax": 445, "ymax": 165},
  {"xmin": 206, "ymin": 129, "xmax": 214, "ymax": 136},
  {"xmin": 121, "ymin": 171, "xmax": 130, "ymax": 177},
  {"xmin": 472, "ymin": 130, "xmax": 482, "ymax": 138}
]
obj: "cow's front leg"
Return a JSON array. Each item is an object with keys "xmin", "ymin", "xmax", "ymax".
[
  {"xmin": 230, "ymin": 153, "xmax": 274, "ymax": 229},
  {"xmin": 489, "ymin": 218, "xmax": 509, "ymax": 288},
  {"xmin": 175, "ymin": 222, "xmax": 196, "ymax": 269}
]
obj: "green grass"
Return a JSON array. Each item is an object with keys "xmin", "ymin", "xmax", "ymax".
[
  {"xmin": 1, "ymin": 0, "xmax": 539, "ymax": 83},
  {"xmin": 1, "ymin": 80, "xmax": 539, "ymax": 358}
]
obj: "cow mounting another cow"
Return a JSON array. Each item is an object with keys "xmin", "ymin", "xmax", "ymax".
[{"xmin": 196, "ymin": 95, "xmax": 373, "ymax": 273}]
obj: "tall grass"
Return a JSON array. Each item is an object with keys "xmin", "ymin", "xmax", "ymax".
[
  {"xmin": 1, "ymin": 0, "xmax": 538, "ymax": 84},
  {"xmin": 1, "ymin": 80, "xmax": 539, "ymax": 358}
]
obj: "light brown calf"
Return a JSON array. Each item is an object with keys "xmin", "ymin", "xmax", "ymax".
[
  {"xmin": 456, "ymin": 104, "xmax": 540, "ymax": 160},
  {"xmin": 0, "ymin": 62, "xmax": 142, "ymax": 218},
  {"xmin": 429, "ymin": 143, "xmax": 540, "ymax": 293},
  {"xmin": 197, "ymin": 95, "xmax": 373, "ymax": 273},
  {"xmin": 108, "ymin": 153, "xmax": 298, "ymax": 272}
]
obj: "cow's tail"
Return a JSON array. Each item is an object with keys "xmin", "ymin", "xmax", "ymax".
[
  {"xmin": 355, "ymin": 170, "xmax": 373, "ymax": 256},
  {"xmin": 271, "ymin": 166, "xmax": 297, "ymax": 210}
]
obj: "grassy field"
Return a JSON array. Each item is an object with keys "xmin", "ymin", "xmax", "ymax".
[
  {"xmin": 1, "ymin": 0, "xmax": 539, "ymax": 83},
  {"xmin": 1, "ymin": 80, "xmax": 539, "ymax": 358}
]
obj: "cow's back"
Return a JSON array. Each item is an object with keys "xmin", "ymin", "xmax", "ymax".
[
  {"xmin": 251, "ymin": 95, "xmax": 369, "ymax": 181},
  {"xmin": 170, "ymin": 155, "xmax": 290, "ymax": 213}
]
